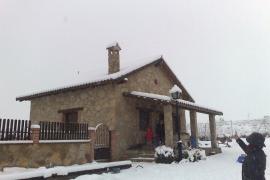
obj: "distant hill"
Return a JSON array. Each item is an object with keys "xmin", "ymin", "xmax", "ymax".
[{"xmin": 187, "ymin": 116, "xmax": 270, "ymax": 138}]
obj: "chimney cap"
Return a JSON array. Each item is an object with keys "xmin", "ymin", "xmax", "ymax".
[{"xmin": 106, "ymin": 42, "xmax": 121, "ymax": 51}]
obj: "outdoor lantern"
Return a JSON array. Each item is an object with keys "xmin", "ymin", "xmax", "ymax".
[
  {"xmin": 169, "ymin": 85, "xmax": 182, "ymax": 100},
  {"xmin": 169, "ymin": 84, "xmax": 183, "ymax": 162}
]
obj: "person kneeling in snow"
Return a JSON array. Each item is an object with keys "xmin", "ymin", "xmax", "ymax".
[{"xmin": 236, "ymin": 132, "xmax": 266, "ymax": 180}]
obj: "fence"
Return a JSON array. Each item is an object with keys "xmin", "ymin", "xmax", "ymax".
[
  {"xmin": 0, "ymin": 119, "xmax": 89, "ymax": 141},
  {"xmin": 0, "ymin": 119, "xmax": 96, "ymax": 169},
  {"xmin": 0, "ymin": 119, "xmax": 31, "ymax": 141},
  {"xmin": 39, "ymin": 121, "xmax": 89, "ymax": 140}
]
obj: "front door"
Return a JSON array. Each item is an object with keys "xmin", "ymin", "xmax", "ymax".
[{"xmin": 155, "ymin": 113, "xmax": 165, "ymax": 145}]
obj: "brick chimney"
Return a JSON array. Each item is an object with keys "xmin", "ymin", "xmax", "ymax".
[{"xmin": 107, "ymin": 42, "xmax": 121, "ymax": 74}]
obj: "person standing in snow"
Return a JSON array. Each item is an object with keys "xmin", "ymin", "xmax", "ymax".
[
  {"xmin": 145, "ymin": 127, "xmax": 153, "ymax": 146},
  {"xmin": 236, "ymin": 132, "xmax": 266, "ymax": 180},
  {"xmin": 155, "ymin": 120, "xmax": 165, "ymax": 145}
]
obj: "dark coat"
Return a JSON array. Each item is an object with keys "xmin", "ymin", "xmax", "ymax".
[{"xmin": 236, "ymin": 138, "xmax": 266, "ymax": 180}]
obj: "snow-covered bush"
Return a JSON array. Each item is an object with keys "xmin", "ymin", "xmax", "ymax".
[
  {"xmin": 155, "ymin": 145, "xmax": 174, "ymax": 164},
  {"xmin": 183, "ymin": 149, "xmax": 206, "ymax": 162}
]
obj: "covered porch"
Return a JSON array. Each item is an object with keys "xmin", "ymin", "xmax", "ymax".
[{"xmin": 123, "ymin": 91, "xmax": 223, "ymax": 155}]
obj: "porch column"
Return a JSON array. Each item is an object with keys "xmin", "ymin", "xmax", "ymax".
[
  {"xmin": 150, "ymin": 111, "xmax": 158, "ymax": 138},
  {"xmin": 164, "ymin": 104, "xmax": 174, "ymax": 147},
  {"xmin": 110, "ymin": 130, "xmax": 119, "ymax": 161},
  {"xmin": 179, "ymin": 109, "xmax": 187, "ymax": 133},
  {"xmin": 88, "ymin": 128, "xmax": 96, "ymax": 162},
  {"xmin": 209, "ymin": 114, "xmax": 217, "ymax": 148},
  {"xmin": 190, "ymin": 110, "xmax": 198, "ymax": 148}
]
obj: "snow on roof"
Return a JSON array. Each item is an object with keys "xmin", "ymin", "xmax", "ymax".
[
  {"xmin": 106, "ymin": 41, "xmax": 118, "ymax": 48},
  {"xmin": 131, "ymin": 91, "xmax": 171, "ymax": 102},
  {"xmin": 16, "ymin": 55, "xmax": 163, "ymax": 101},
  {"xmin": 106, "ymin": 41, "xmax": 121, "ymax": 50},
  {"xmin": 169, "ymin": 84, "xmax": 182, "ymax": 94},
  {"xmin": 129, "ymin": 91, "xmax": 222, "ymax": 115}
]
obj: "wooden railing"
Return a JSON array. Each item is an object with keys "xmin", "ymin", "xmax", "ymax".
[
  {"xmin": 39, "ymin": 121, "xmax": 89, "ymax": 140},
  {"xmin": 0, "ymin": 119, "xmax": 31, "ymax": 141},
  {"xmin": 0, "ymin": 119, "xmax": 89, "ymax": 141}
]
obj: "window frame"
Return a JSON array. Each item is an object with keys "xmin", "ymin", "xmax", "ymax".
[
  {"xmin": 64, "ymin": 111, "xmax": 78, "ymax": 124},
  {"xmin": 58, "ymin": 107, "xmax": 83, "ymax": 124}
]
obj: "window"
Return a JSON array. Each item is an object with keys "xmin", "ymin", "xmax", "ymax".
[
  {"xmin": 64, "ymin": 111, "xmax": 78, "ymax": 124},
  {"xmin": 58, "ymin": 107, "xmax": 83, "ymax": 123},
  {"xmin": 139, "ymin": 110, "xmax": 150, "ymax": 131}
]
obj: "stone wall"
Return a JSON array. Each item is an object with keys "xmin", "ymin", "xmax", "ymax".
[
  {"xmin": 0, "ymin": 142, "xmax": 91, "ymax": 170},
  {"xmin": 30, "ymin": 83, "xmax": 117, "ymax": 130}
]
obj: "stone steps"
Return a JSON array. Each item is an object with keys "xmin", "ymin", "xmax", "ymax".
[
  {"xmin": 138, "ymin": 153, "xmax": 155, "ymax": 158},
  {"xmin": 130, "ymin": 157, "xmax": 155, "ymax": 163},
  {"xmin": 126, "ymin": 145, "xmax": 155, "ymax": 162},
  {"xmin": 128, "ymin": 152, "xmax": 155, "ymax": 163},
  {"xmin": 126, "ymin": 150, "xmax": 154, "ymax": 157}
]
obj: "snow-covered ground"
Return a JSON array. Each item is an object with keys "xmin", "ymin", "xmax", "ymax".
[
  {"xmin": 75, "ymin": 139, "xmax": 270, "ymax": 180},
  {"xmin": 0, "ymin": 161, "xmax": 131, "ymax": 180},
  {"xmin": 1, "ymin": 139, "xmax": 269, "ymax": 180}
]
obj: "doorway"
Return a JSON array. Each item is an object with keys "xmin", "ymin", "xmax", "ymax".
[{"xmin": 155, "ymin": 113, "xmax": 165, "ymax": 145}]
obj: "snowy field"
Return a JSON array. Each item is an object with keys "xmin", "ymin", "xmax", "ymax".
[{"xmin": 75, "ymin": 139, "xmax": 270, "ymax": 180}]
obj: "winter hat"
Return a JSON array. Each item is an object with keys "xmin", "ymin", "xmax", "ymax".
[{"xmin": 246, "ymin": 132, "xmax": 266, "ymax": 148}]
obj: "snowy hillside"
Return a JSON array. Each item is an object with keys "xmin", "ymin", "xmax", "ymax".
[{"xmin": 194, "ymin": 116, "xmax": 270, "ymax": 138}]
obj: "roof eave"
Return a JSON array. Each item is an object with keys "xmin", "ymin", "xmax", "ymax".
[
  {"xmin": 123, "ymin": 92, "xmax": 223, "ymax": 116},
  {"xmin": 16, "ymin": 79, "xmax": 114, "ymax": 102}
]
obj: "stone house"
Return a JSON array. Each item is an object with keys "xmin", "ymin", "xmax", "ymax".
[{"xmin": 17, "ymin": 43, "xmax": 223, "ymax": 160}]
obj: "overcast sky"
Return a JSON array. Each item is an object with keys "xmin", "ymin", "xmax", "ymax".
[{"xmin": 0, "ymin": 0, "xmax": 270, "ymax": 121}]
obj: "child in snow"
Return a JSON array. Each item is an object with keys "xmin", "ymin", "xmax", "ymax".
[{"xmin": 236, "ymin": 132, "xmax": 266, "ymax": 180}]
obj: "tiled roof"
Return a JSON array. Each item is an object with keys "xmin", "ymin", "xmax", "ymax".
[{"xmin": 16, "ymin": 55, "xmax": 194, "ymax": 102}]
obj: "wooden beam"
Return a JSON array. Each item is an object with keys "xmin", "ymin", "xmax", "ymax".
[{"xmin": 58, "ymin": 107, "xmax": 84, "ymax": 113}]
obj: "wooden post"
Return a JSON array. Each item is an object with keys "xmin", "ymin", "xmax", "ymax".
[
  {"xmin": 164, "ymin": 105, "xmax": 174, "ymax": 147},
  {"xmin": 180, "ymin": 109, "xmax": 187, "ymax": 133},
  {"xmin": 31, "ymin": 124, "xmax": 40, "ymax": 144},
  {"xmin": 190, "ymin": 110, "xmax": 198, "ymax": 148},
  {"xmin": 209, "ymin": 114, "xmax": 217, "ymax": 149}
]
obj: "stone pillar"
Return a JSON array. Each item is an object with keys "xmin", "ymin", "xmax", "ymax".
[
  {"xmin": 107, "ymin": 43, "xmax": 121, "ymax": 74},
  {"xmin": 180, "ymin": 109, "xmax": 187, "ymax": 133},
  {"xmin": 190, "ymin": 110, "xmax": 198, "ymax": 148},
  {"xmin": 110, "ymin": 130, "xmax": 119, "ymax": 161},
  {"xmin": 31, "ymin": 124, "xmax": 40, "ymax": 144},
  {"xmin": 88, "ymin": 127, "xmax": 96, "ymax": 162},
  {"xmin": 209, "ymin": 114, "xmax": 217, "ymax": 148},
  {"xmin": 164, "ymin": 105, "xmax": 174, "ymax": 147}
]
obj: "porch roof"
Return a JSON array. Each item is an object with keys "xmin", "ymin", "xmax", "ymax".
[{"xmin": 123, "ymin": 91, "xmax": 223, "ymax": 116}]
